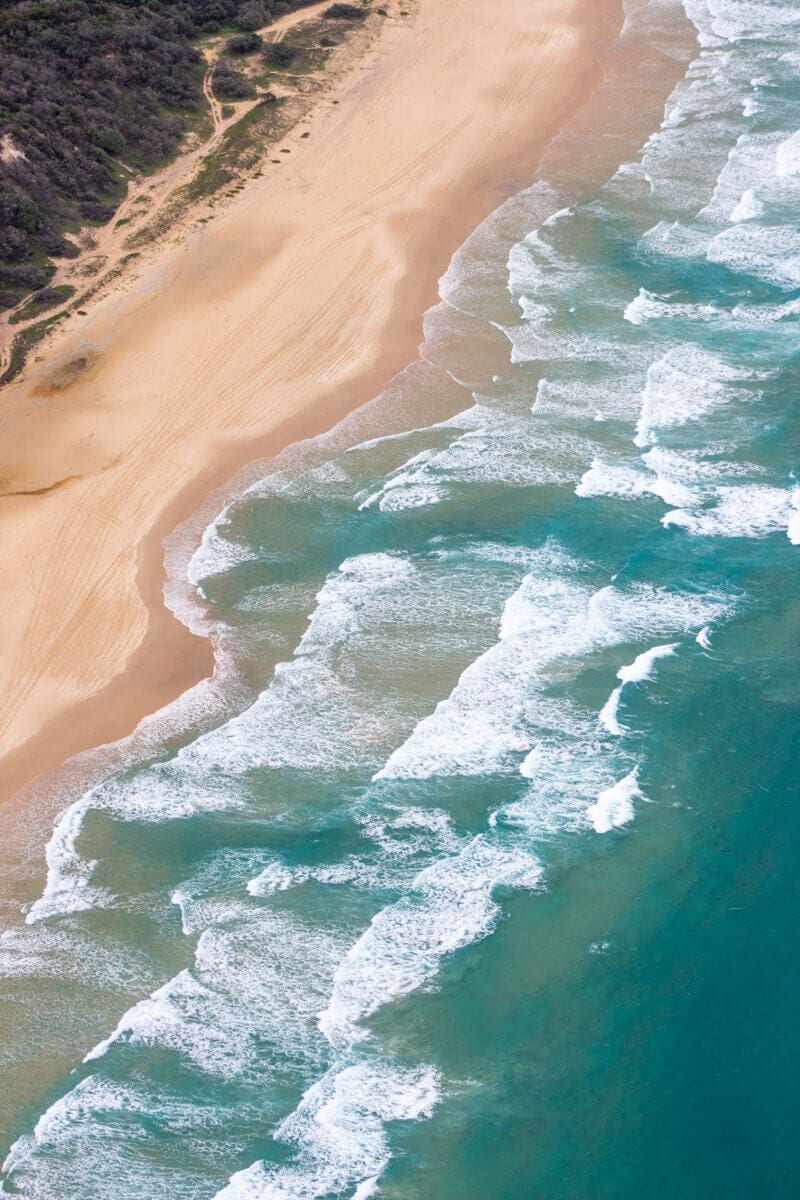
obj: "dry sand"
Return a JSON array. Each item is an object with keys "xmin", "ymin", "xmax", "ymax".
[{"xmin": 0, "ymin": 0, "xmax": 619, "ymax": 804}]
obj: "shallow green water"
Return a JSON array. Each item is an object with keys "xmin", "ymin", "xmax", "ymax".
[{"xmin": 2, "ymin": 0, "xmax": 800, "ymax": 1196}]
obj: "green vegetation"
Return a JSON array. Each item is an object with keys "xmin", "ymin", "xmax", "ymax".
[
  {"xmin": 0, "ymin": 0, "xmax": 328, "ymax": 313},
  {"xmin": 8, "ymin": 284, "xmax": 75, "ymax": 325},
  {"xmin": 263, "ymin": 41, "xmax": 300, "ymax": 67},
  {"xmin": 260, "ymin": 12, "xmax": 356, "ymax": 79},
  {"xmin": 0, "ymin": 312, "xmax": 70, "ymax": 388},
  {"xmin": 324, "ymin": 3, "xmax": 367, "ymax": 17},
  {"xmin": 227, "ymin": 31, "xmax": 263, "ymax": 53},
  {"xmin": 65, "ymin": 252, "xmax": 140, "ymax": 310},
  {"xmin": 182, "ymin": 97, "xmax": 294, "ymax": 203},
  {"xmin": 213, "ymin": 59, "xmax": 257, "ymax": 99}
]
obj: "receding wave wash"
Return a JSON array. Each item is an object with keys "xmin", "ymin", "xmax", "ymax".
[{"xmin": 2, "ymin": 0, "xmax": 800, "ymax": 1196}]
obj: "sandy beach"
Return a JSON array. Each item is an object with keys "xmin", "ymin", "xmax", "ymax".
[{"xmin": 0, "ymin": 0, "xmax": 619, "ymax": 806}]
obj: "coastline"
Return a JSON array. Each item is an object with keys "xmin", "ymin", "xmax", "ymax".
[{"xmin": 0, "ymin": 0, "xmax": 620, "ymax": 808}]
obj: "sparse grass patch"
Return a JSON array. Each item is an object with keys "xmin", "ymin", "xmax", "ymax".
[
  {"xmin": 0, "ymin": 312, "xmax": 70, "ymax": 388},
  {"xmin": 71, "ymin": 254, "xmax": 140, "ymax": 307},
  {"xmin": 179, "ymin": 95, "xmax": 297, "ymax": 206}
]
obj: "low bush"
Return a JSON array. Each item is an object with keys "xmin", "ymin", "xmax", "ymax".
[
  {"xmin": 262, "ymin": 41, "xmax": 300, "ymax": 67},
  {"xmin": 226, "ymin": 32, "xmax": 263, "ymax": 54},
  {"xmin": 80, "ymin": 200, "xmax": 117, "ymax": 225},
  {"xmin": 324, "ymin": 3, "xmax": 366, "ymax": 18},
  {"xmin": 237, "ymin": 3, "xmax": 273, "ymax": 30},
  {"xmin": 213, "ymin": 62, "xmax": 257, "ymax": 99}
]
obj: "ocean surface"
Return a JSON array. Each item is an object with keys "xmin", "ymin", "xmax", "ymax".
[{"xmin": 2, "ymin": 0, "xmax": 800, "ymax": 1195}]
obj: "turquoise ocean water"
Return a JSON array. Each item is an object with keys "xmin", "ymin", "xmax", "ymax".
[{"xmin": 2, "ymin": 0, "xmax": 800, "ymax": 1195}]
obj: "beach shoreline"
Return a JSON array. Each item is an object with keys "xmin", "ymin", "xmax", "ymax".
[{"xmin": 0, "ymin": 0, "xmax": 620, "ymax": 808}]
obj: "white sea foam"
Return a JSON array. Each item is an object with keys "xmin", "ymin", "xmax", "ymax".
[
  {"xmin": 599, "ymin": 644, "xmax": 678, "ymax": 735},
  {"xmin": 500, "ymin": 740, "xmax": 631, "ymax": 839},
  {"xmin": 345, "ymin": 806, "xmax": 465, "ymax": 886},
  {"xmin": 707, "ymin": 224, "xmax": 800, "ymax": 289},
  {"xmin": 2, "ymin": 1079, "xmax": 145, "ymax": 1178},
  {"xmin": 788, "ymin": 502, "xmax": 800, "ymax": 546},
  {"xmin": 377, "ymin": 547, "xmax": 728, "ymax": 781},
  {"xmin": 0, "ymin": 923, "xmax": 152, "ymax": 991},
  {"xmin": 663, "ymin": 484, "xmax": 800, "ymax": 540},
  {"xmin": 731, "ymin": 295, "xmax": 800, "ymax": 323},
  {"xmin": 730, "ymin": 188, "xmax": 764, "ymax": 221},
  {"xmin": 82, "ymin": 908, "xmax": 341, "ymax": 1078},
  {"xmin": 696, "ymin": 626, "xmax": 713, "ymax": 649},
  {"xmin": 576, "ymin": 456, "xmax": 696, "ymax": 507},
  {"xmin": 636, "ymin": 220, "xmax": 711, "ymax": 263},
  {"xmin": 699, "ymin": 131, "xmax": 784, "ymax": 224},
  {"xmin": 623, "ymin": 284, "xmax": 800, "ymax": 330},
  {"xmin": 642, "ymin": 446, "xmax": 744, "ymax": 485},
  {"xmin": 683, "ymin": 0, "xmax": 800, "ymax": 48},
  {"xmin": 624, "ymin": 287, "xmax": 721, "ymax": 325},
  {"xmin": 188, "ymin": 515, "xmax": 258, "ymax": 591},
  {"xmin": 1, "ymin": 1076, "xmax": 226, "ymax": 1199},
  {"xmin": 153, "ymin": 552, "xmax": 420, "ymax": 777},
  {"xmin": 375, "ymin": 551, "xmax": 593, "ymax": 780},
  {"xmin": 775, "ymin": 129, "xmax": 800, "ymax": 176},
  {"xmin": 246, "ymin": 857, "xmax": 390, "ymax": 899},
  {"xmin": 318, "ymin": 836, "xmax": 541, "ymax": 1046},
  {"xmin": 23, "ymin": 543, "xmax": 538, "ymax": 923},
  {"xmin": 357, "ymin": 447, "xmax": 443, "ymax": 511},
  {"xmin": 170, "ymin": 848, "xmax": 276, "ymax": 934},
  {"xmin": 214, "ymin": 1061, "xmax": 440, "ymax": 1200},
  {"xmin": 357, "ymin": 403, "xmax": 588, "ymax": 512},
  {"xmin": 614, "ymin": 643, "xmax": 679, "ymax": 686},
  {"xmin": 25, "ymin": 795, "xmax": 111, "ymax": 925},
  {"xmin": 587, "ymin": 769, "xmax": 644, "ymax": 834},
  {"xmin": 634, "ymin": 345, "xmax": 750, "ymax": 448}
]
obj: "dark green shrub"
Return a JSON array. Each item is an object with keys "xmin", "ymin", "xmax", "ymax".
[
  {"xmin": 80, "ymin": 200, "xmax": 116, "ymax": 224},
  {"xmin": 324, "ymin": 3, "xmax": 366, "ymax": 17},
  {"xmin": 89, "ymin": 127, "xmax": 126, "ymax": 155},
  {"xmin": 236, "ymin": 2, "xmax": 273, "ymax": 29},
  {"xmin": 40, "ymin": 232, "xmax": 81, "ymax": 259},
  {"xmin": 262, "ymin": 41, "xmax": 299, "ymax": 66},
  {"xmin": 213, "ymin": 62, "xmax": 257, "ymax": 98},
  {"xmin": 226, "ymin": 31, "xmax": 263, "ymax": 53}
]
